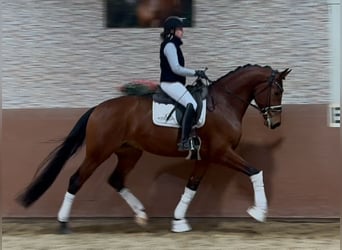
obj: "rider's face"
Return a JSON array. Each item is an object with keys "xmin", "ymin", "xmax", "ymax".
[{"xmin": 175, "ymin": 27, "xmax": 184, "ymax": 39}]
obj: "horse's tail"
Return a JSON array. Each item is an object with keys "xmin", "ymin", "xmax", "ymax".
[{"xmin": 17, "ymin": 107, "xmax": 96, "ymax": 208}]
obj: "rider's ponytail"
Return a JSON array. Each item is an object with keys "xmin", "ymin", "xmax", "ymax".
[{"xmin": 160, "ymin": 31, "xmax": 173, "ymax": 41}]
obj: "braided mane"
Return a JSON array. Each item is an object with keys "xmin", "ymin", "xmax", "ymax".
[{"xmin": 213, "ymin": 64, "xmax": 273, "ymax": 84}]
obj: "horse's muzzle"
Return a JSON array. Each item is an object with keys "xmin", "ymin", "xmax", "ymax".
[
  {"xmin": 270, "ymin": 121, "xmax": 281, "ymax": 129},
  {"xmin": 263, "ymin": 111, "xmax": 281, "ymax": 129},
  {"xmin": 264, "ymin": 119, "xmax": 281, "ymax": 129}
]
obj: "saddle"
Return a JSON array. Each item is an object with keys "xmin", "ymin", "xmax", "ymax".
[
  {"xmin": 152, "ymin": 80, "xmax": 209, "ymax": 160},
  {"xmin": 152, "ymin": 79, "xmax": 209, "ymax": 124}
]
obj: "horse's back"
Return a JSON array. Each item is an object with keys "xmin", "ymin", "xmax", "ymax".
[
  {"xmin": 96, "ymin": 95, "xmax": 152, "ymax": 113},
  {"xmin": 88, "ymin": 95, "xmax": 153, "ymax": 137}
]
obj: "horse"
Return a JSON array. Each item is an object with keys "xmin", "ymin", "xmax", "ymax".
[
  {"xmin": 136, "ymin": 0, "xmax": 182, "ymax": 27},
  {"xmin": 17, "ymin": 64, "xmax": 291, "ymax": 233}
]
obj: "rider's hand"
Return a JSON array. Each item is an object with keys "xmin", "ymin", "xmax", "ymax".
[{"xmin": 195, "ymin": 70, "xmax": 207, "ymax": 79}]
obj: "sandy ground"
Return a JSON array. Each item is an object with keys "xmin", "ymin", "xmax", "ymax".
[{"xmin": 2, "ymin": 218, "xmax": 340, "ymax": 250}]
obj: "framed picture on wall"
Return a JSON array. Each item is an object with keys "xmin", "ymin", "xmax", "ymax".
[{"xmin": 105, "ymin": 0, "xmax": 193, "ymax": 28}]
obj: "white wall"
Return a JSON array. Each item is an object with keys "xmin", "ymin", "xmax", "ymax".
[{"xmin": 2, "ymin": 0, "xmax": 331, "ymax": 108}]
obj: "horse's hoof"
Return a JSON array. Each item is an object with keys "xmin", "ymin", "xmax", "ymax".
[
  {"xmin": 247, "ymin": 206, "xmax": 267, "ymax": 222},
  {"xmin": 59, "ymin": 222, "xmax": 72, "ymax": 234},
  {"xmin": 171, "ymin": 219, "xmax": 192, "ymax": 233},
  {"xmin": 135, "ymin": 212, "xmax": 148, "ymax": 227}
]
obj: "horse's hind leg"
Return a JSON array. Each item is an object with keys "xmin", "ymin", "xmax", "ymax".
[
  {"xmin": 172, "ymin": 160, "xmax": 208, "ymax": 233},
  {"xmin": 107, "ymin": 144, "xmax": 147, "ymax": 226},
  {"xmin": 57, "ymin": 155, "xmax": 109, "ymax": 234}
]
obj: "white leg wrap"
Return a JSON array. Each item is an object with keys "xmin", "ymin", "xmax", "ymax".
[
  {"xmin": 247, "ymin": 171, "xmax": 268, "ymax": 222},
  {"xmin": 174, "ymin": 187, "xmax": 196, "ymax": 219},
  {"xmin": 119, "ymin": 188, "xmax": 145, "ymax": 216},
  {"xmin": 171, "ymin": 187, "xmax": 196, "ymax": 232},
  {"xmin": 58, "ymin": 192, "xmax": 75, "ymax": 222},
  {"xmin": 171, "ymin": 219, "xmax": 192, "ymax": 233},
  {"xmin": 250, "ymin": 171, "xmax": 267, "ymax": 209}
]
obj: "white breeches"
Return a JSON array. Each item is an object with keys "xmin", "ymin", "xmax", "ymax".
[{"xmin": 160, "ymin": 82, "xmax": 197, "ymax": 110}]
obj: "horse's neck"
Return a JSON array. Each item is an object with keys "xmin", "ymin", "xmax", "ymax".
[{"xmin": 211, "ymin": 74, "xmax": 256, "ymax": 119}]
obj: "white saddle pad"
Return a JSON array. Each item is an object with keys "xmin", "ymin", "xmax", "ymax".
[{"xmin": 152, "ymin": 100, "xmax": 206, "ymax": 128}]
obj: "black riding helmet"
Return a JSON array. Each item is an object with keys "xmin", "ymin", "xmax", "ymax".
[{"xmin": 163, "ymin": 16, "xmax": 184, "ymax": 34}]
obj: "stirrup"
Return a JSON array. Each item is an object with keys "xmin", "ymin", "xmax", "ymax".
[{"xmin": 186, "ymin": 137, "xmax": 201, "ymax": 160}]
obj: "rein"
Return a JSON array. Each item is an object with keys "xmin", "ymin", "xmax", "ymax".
[{"xmin": 189, "ymin": 69, "xmax": 282, "ymax": 120}]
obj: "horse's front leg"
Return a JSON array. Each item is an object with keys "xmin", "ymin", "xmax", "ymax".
[
  {"xmin": 246, "ymin": 170, "xmax": 267, "ymax": 222},
  {"xmin": 171, "ymin": 160, "xmax": 208, "ymax": 233},
  {"xmin": 218, "ymin": 148, "xmax": 267, "ymax": 222}
]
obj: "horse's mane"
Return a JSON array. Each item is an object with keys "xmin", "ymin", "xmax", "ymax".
[
  {"xmin": 213, "ymin": 64, "xmax": 273, "ymax": 84},
  {"xmin": 119, "ymin": 64, "xmax": 275, "ymax": 96}
]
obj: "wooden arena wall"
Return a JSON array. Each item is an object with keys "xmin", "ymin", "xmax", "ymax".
[{"xmin": 2, "ymin": 104, "xmax": 339, "ymax": 218}]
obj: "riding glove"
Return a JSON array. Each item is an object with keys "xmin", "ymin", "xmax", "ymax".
[{"xmin": 195, "ymin": 70, "xmax": 207, "ymax": 79}]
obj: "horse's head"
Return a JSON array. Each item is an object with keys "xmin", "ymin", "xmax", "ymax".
[{"xmin": 253, "ymin": 68, "xmax": 291, "ymax": 129}]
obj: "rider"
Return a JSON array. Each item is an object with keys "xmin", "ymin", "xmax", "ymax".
[{"xmin": 159, "ymin": 16, "xmax": 206, "ymax": 151}]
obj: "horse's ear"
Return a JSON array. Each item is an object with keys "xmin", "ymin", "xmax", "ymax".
[{"xmin": 280, "ymin": 68, "xmax": 292, "ymax": 80}]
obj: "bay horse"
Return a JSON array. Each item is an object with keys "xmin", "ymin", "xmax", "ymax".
[{"xmin": 17, "ymin": 64, "xmax": 291, "ymax": 233}]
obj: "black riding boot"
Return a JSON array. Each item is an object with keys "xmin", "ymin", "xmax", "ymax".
[{"xmin": 178, "ymin": 104, "xmax": 196, "ymax": 151}]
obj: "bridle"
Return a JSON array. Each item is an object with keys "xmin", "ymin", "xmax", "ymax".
[
  {"xmin": 253, "ymin": 70, "xmax": 283, "ymax": 112},
  {"xmin": 195, "ymin": 69, "xmax": 284, "ymax": 125},
  {"xmin": 217, "ymin": 70, "xmax": 283, "ymax": 121}
]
